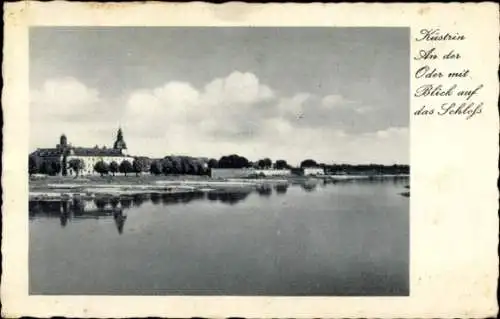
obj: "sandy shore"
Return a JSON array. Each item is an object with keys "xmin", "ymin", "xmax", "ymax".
[
  {"xmin": 29, "ymin": 174, "xmax": 409, "ymax": 200},
  {"xmin": 29, "ymin": 177, "xmax": 277, "ymax": 200}
]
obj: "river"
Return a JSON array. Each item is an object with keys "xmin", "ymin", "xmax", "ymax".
[{"xmin": 29, "ymin": 177, "xmax": 409, "ymax": 296}]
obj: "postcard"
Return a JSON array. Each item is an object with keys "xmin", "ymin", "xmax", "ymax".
[{"xmin": 2, "ymin": 2, "xmax": 498, "ymax": 318}]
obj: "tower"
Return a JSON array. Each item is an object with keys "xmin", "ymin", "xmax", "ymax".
[
  {"xmin": 59, "ymin": 134, "xmax": 69, "ymax": 176},
  {"xmin": 60, "ymin": 134, "xmax": 68, "ymax": 147},
  {"xmin": 113, "ymin": 127, "xmax": 128, "ymax": 153}
]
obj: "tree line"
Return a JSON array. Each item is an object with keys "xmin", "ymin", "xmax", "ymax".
[
  {"xmin": 28, "ymin": 153, "xmax": 409, "ymax": 177},
  {"xmin": 28, "ymin": 154, "xmax": 295, "ymax": 177}
]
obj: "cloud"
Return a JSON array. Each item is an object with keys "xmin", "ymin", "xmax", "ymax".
[
  {"xmin": 321, "ymin": 94, "xmax": 354, "ymax": 109},
  {"xmin": 203, "ymin": 71, "xmax": 274, "ymax": 106},
  {"xmin": 277, "ymin": 93, "xmax": 311, "ymax": 118},
  {"xmin": 123, "ymin": 71, "xmax": 277, "ymax": 139},
  {"xmin": 31, "ymin": 77, "xmax": 101, "ymax": 120},
  {"xmin": 30, "ymin": 78, "xmax": 120, "ymax": 150},
  {"xmin": 30, "ymin": 72, "xmax": 408, "ymax": 165}
]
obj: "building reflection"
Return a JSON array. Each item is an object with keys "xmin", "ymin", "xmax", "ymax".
[
  {"xmin": 29, "ymin": 198, "xmax": 127, "ymax": 234},
  {"xmin": 30, "ymin": 180, "xmax": 357, "ymax": 230},
  {"xmin": 60, "ymin": 200, "xmax": 69, "ymax": 227},
  {"xmin": 120, "ymin": 197, "xmax": 132, "ymax": 209},
  {"xmin": 113, "ymin": 210, "xmax": 126, "ymax": 235}
]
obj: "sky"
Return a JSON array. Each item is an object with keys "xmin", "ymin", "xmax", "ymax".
[{"xmin": 30, "ymin": 27, "xmax": 409, "ymax": 166}]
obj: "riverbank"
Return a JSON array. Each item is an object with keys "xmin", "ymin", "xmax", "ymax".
[
  {"xmin": 29, "ymin": 174, "xmax": 409, "ymax": 200},
  {"xmin": 30, "ymin": 175, "xmax": 276, "ymax": 200}
]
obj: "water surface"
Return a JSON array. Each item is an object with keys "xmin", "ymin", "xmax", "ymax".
[{"xmin": 29, "ymin": 178, "xmax": 409, "ymax": 295}]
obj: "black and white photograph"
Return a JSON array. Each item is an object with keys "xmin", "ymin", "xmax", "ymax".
[{"xmin": 28, "ymin": 27, "xmax": 410, "ymax": 296}]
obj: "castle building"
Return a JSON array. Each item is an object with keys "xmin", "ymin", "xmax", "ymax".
[{"xmin": 31, "ymin": 127, "xmax": 135, "ymax": 176}]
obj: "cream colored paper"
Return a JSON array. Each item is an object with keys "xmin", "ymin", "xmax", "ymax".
[{"xmin": 2, "ymin": 2, "xmax": 498, "ymax": 318}]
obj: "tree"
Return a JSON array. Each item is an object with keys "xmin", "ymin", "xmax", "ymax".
[
  {"xmin": 180, "ymin": 157, "xmax": 192, "ymax": 174},
  {"xmin": 119, "ymin": 160, "xmax": 133, "ymax": 176},
  {"xmin": 275, "ymin": 159, "xmax": 289, "ymax": 170},
  {"xmin": 180, "ymin": 157, "xmax": 204, "ymax": 175},
  {"xmin": 300, "ymin": 159, "xmax": 318, "ymax": 168},
  {"xmin": 163, "ymin": 156, "xmax": 186, "ymax": 174},
  {"xmin": 68, "ymin": 158, "xmax": 84, "ymax": 177},
  {"xmin": 257, "ymin": 158, "xmax": 272, "ymax": 169},
  {"xmin": 218, "ymin": 154, "xmax": 250, "ymax": 169},
  {"xmin": 39, "ymin": 160, "xmax": 61, "ymax": 176},
  {"xmin": 150, "ymin": 160, "xmax": 162, "ymax": 175},
  {"xmin": 133, "ymin": 157, "xmax": 149, "ymax": 176},
  {"xmin": 94, "ymin": 161, "xmax": 109, "ymax": 177},
  {"xmin": 39, "ymin": 161, "xmax": 51, "ymax": 175},
  {"xmin": 207, "ymin": 158, "xmax": 218, "ymax": 169},
  {"xmin": 109, "ymin": 161, "xmax": 119, "ymax": 176},
  {"xmin": 51, "ymin": 161, "xmax": 62, "ymax": 176},
  {"xmin": 161, "ymin": 158, "xmax": 173, "ymax": 175},
  {"xmin": 198, "ymin": 160, "xmax": 209, "ymax": 175},
  {"xmin": 29, "ymin": 156, "xmax": 40, "ymax": 176},
  {"xmin": 188, "ymin": 160, "xmax": 202, "ymax": 176},
  {"xmin": 263, "ymin": 158, "xmax": 272, "ymax": 168},
  {"xmin": 169, "ymin": 156, "xmax": 183, "ymax": 174}
]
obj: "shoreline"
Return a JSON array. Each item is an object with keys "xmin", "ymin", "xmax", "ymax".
[{"xmin": 29, "ymin": 174, "xmax": 410, "ymax": 201}]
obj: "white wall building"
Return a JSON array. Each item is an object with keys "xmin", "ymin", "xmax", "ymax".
[
  {"xmin": 303, "ymin": 167, "xmax": 325, "ymax": 176},
  {"xmin": 31, "ymin": 127, "xmax": 136, "ymax": 176},
  {"xmin": 211, "ymin": 168, "xmax": 292, "ymax": 179}
]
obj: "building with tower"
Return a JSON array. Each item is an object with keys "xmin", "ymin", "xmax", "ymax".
[{"xmin": 30, "ymin": 127, "xmax": 136, "ymax": 176}]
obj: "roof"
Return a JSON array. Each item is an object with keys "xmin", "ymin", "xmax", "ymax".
[
  {"xmin": 70, "ymin": 147, "xmax": 125, "ymax": 157},
  {"xmin": 32, "ymin": 147, "xmax": 128, "ymax": 157},
  {"xmin": 32, "ymin": 148, "xmax": 63, "ymax": 157}
]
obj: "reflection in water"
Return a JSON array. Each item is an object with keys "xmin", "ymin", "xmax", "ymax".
[
  {"xmin": 110, "ymin": 197, "xmax": 120, "ymax": 209},
  {"xmin": 29, "ymin": 178, "xmax": 410, "ymax": 232},
  {"xmin": 301, "ymin": 182, "xmax": 318, "ymax": 192},
  {"xmin": 60, "ymin": 201, "xmax": 69, "ymax": 227},
  {"xmin": 161, "ymin": 191, "xmax": 205, "ymax": 205},
  {"xmin": 113, "ymin": 210, "xmax": 127, "ymax": 235},
  {"xmin": 207, "ymin": 191, "xmax": 251, "ymax": 205},
  {"xmin": 94, "ymin": 198, "xmax": 109, "ymax": 211},
  {"xmin": 30, "ymin": 199, "xmax": 127, "ymax": 234},
  {"xmin": 121, "ymin": 198, "xmax": 132, "ymax": 209},
  {"xmin": 256, "ymin": 184, "xmax": 272, "ymax": 196},
  {"xmin": 30, "ymin": 177, "xmax": 410, "ymax": 296},
  {"xmin": 132, "ymin": 193, "xmax": 150, "ymax": 207},
  {"xmin": 274, "ymin": 184, "xmax": 288, "ymax": 194},
  {"xmin": 329, "ymin": 175, "xmax": 409, "ymax": 185},
  {"xmin": 150, "ymin": 193, "xmax": 161, "ymax": 205}
]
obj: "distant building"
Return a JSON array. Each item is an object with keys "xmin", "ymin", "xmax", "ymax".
[
  {"xmin": 31, "ymin": 127, "xmax": 135, "ymax": 176},
  {"xmin": 211, "ymin": 168, "xmax": 292, "ymax": 179},
  {"xmin": 303, "ymin": 167, "xmax": 325, "ymax": 176}
]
